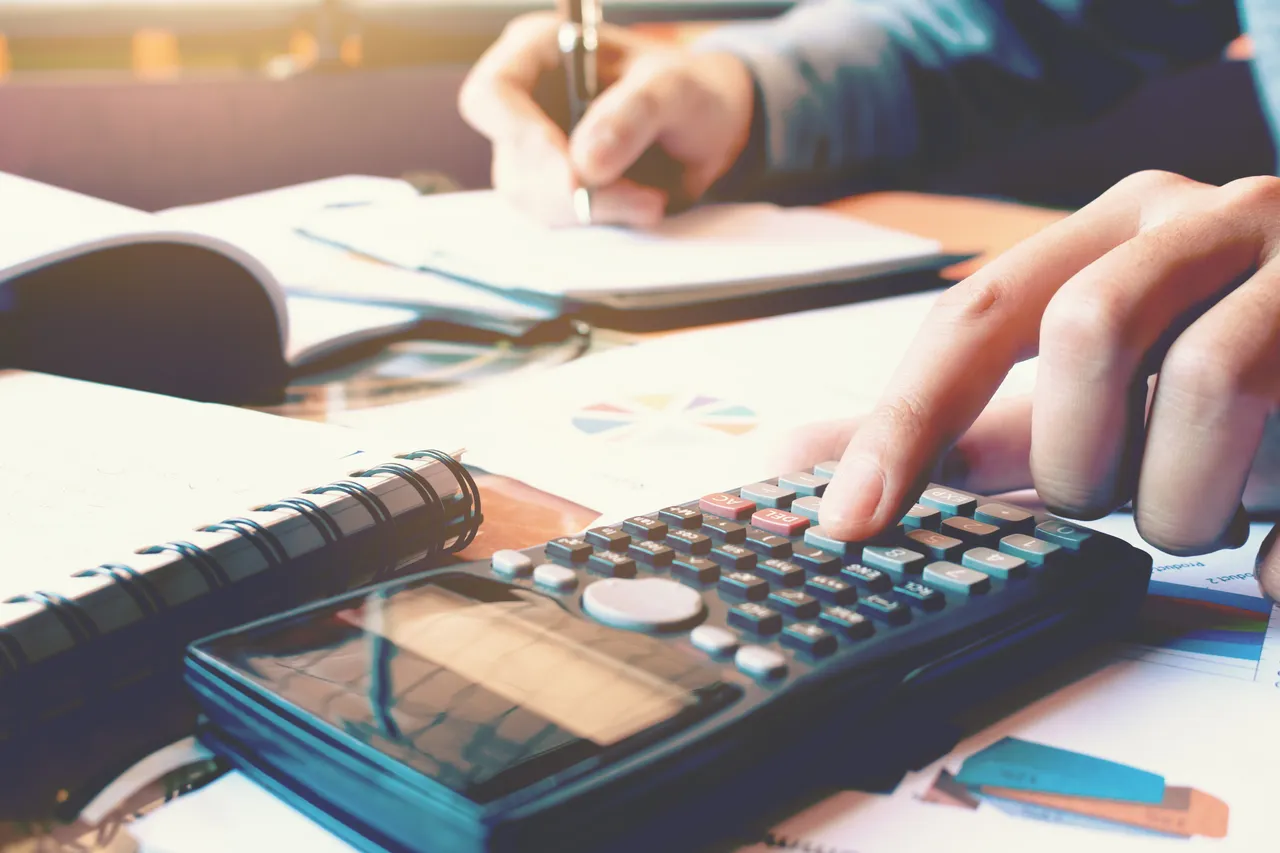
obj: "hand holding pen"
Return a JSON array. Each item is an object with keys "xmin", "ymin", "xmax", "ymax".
[{"xmin": 458, "ymin": 8, "xmax": 756, "ymax": 227}]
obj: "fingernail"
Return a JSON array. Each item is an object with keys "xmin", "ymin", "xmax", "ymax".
[{"xmin": 823, "ymin": 456, "xmax": 885, "ymax": 532}]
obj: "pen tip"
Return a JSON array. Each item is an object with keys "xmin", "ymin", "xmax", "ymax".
[{"xmin": 573, "ymin": 187, "xmax": 593, "ymax": 226}]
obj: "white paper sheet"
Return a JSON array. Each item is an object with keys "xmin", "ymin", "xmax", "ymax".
[{"xmin": 299, "ymin": 190, "xmax": 945, "ymax": 299}]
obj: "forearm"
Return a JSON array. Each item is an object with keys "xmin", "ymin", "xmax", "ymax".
[{"xmin": 697, "ymin": 0, "xmax": 1241, "ymax": 199}]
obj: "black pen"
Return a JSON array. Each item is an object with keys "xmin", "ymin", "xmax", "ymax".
[{"xmin": 559, "ymin": 0, "xmax": 602, "ymax": 225}]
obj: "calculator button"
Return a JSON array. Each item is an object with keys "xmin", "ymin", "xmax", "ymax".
[
  {"xmin": 491, "ymin": 549, "xmax": 534, "ymax": 578},
  {"xmin": 940, "ymin": 516, "xmax": 1001, "ymax": 546},
  {"xmin": 533, "ymin": 563, "xmax": 579, "ymax": 592},
  {"xmin": 791, "ymin": 544, "xmax": 841, "ymax": 575},
  {"xmin": 745, "ymin": 530, "xmax": 792, "ymax": 559},
  {"xmin": 728, "ymin": 603, "xmax": 783, "ymax": 636},
  {"xmin": 975, "ymin": 503, "xmax": 1035, "ymax": 533},
  {"xmin": 582, "ymin": 577, "xmax": 705, "ymax": 632},
  {"xmin": 1036, "ymin": 520, "xmax": 1094, "ymax": 551},
  {"xmin": 779, "ymin": 471, "xmax": 830, "ymax": 497},
  {"xmin": 840, "ymin": 563, "xmax": 893, "ymax": 594},
  {"xmin": 690, "ymin": 625, "xmax": 738, "ymax": 657},
  {"xmin": 768, "ymin": 589, "xmax": 821, "ymax": 619},
  {"xmin": 820, "ymin": 606, "xmax": 873, "ymax": 639},
  {"xmin": 585, "ymin": 526, "xmax": 631, "ymax": 552},
  {"xmin": 629, "ymin": 539, "xmax": 676, "ymax": 568},
  {"xmin": 734, "ymin": 645, "xmax": 787, "ymax": 679},
  {"xmin": 922, "ymin": 561, "xmax": 991, "ymax": 595},
  {"xmin": 659, "ymin": 505, "xmax": 703, "ymax": 530},
  {"xmin": 858, "ymin": 595, "xmax": 911, "ymax": 626},
  {"xmin": 545, "ymin": 537, "xmax": 592, "ymax": 565},
  {"xmin": 861, "ymin": 545, "xmax": 927, "ymax": 580},
  {"xmin": 997, "ymin": 535, "xmax": 1060, "ymax": 567},
  {"xmin": 963, "ymin": 546, "xmax": 1029, "ymax": 579},
  {"xmin": 702, "ymin": 517, "xmax": 747, "ymax": 543},
  {"xmin": 741, "ymin": 482, "xmax": 796, "ymax": 509},
  {"xmin": 719, "ymin": 571, "xmax": 769, "ymax": 601},
  {"xmin": 804, "ymin": 576, "xmax": 857, "ymax": 606},
  {"xmin": 905, "ymin": 529, "xmax": 965, "ymax": 561},
  {"xmin": 587, "ymin": 550, "xmax": 638, "ymax": 578},
  {"xmin": 757, "ymin": 558, "xmax": 807, "ymax": 588},
  {"xmin": 790, "ymin": 496, "xmax": 822, "ymax": 522},
  {"xmin": 919, "ymin": 487, "xmax": 978, "ymax": 517},
  {"xmin": 699, "ymin": 493, "xmax": 756, "ymax": 521},
  {"xmin": 623, "ymin": 516, "xmax": 668, "ymax": 541},
  {"xmin": 666, "ymin": 529, "xmax": 712, "ymax": 555},
  {"xmin": 672, "ymin": 557, "xmax": 720, "ymax": 585},
  {"xmin": 804, "ymin": 527, "xmax": 859, "ymax": 558},
  {"xmin": 751, "ymin": 508, "xmax": 810, "ymax": 536},
  {"xmin": 902, "ymin": 503, "xmax": 942, "ymax": 531},
  {"xmin": 711, "ymin": 543, "xmax": 757, "ymax": 572},
  {"xmin": 781, "ymin": 623, "xmax": 838, "ymax": 658},
  {"xmin": 813, "ymin": 460, "xmax": 840, "ymax": 479},
  {"xmin": 895, "ymin": 581, "xmax": 945, "ymax": 612}
]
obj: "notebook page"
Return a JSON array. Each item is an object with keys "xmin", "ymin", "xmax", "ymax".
[
  {"xmin": 298, "ymin": 190, "xmax": 943, "ymax": 297},
  {"xmin": 0, "ymin": 372, "xmax": 365, "ymax": 603}
]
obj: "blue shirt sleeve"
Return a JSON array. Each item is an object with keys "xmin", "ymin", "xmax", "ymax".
[{"xmin": 695, "ymin": 0, "xmax": 1243, "ymax": 199}]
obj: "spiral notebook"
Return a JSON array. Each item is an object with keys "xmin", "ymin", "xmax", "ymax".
[{"xmin": 0, "ymin": 371, "xmax": 483, "ymax": 736}]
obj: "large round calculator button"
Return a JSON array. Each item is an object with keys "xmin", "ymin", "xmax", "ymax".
[
  {"xmin": 491, "ymin": 549, "xmax": 534, "ymax": 578},
  {"xmin": 734, "ymin": 645, "xmax": 788, "ymax": 680},
  {"xmin": 690, "ymin": 625, "xmax": 738, "ymax": 657},
  {"xmin": 582, "ymin": 578, "xmax": 705, "ymax": 632},
  {"xmin": 533, "ymin": 563, "xmax": 578, "ymax": 592}
]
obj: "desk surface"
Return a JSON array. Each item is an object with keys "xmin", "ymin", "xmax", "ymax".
[{"xmin": 455, "ymin": 192, "xmax": 1068, "ymax": 559}]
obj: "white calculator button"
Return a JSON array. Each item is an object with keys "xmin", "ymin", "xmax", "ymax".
[
  {"xmin": 690, "ymin": 625, "xmax": 738, "ymax": 657},
  {"xmin": 491, "ymin": 549, "xmax": 534, "ymax": 578},
  {"xmin": 582, "ymin": 578, "xmax": 705, "ymax": 632},
  {"xmin": 533, "ymin": 563, "xmax": 578, "ymax": 592},
  {"xmin": 734, "ymin": 645, "xmax": 788, "ymax": 680}
]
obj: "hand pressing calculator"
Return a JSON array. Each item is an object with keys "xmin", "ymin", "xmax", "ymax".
[{"xmin": 185, "ymin": 467, "xmax": 1153, "ymax": 853}]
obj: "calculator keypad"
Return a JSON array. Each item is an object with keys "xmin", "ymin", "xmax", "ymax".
[{"xmin": 504, "ymin": 470, "xmax": 1113, "ymax": 684}]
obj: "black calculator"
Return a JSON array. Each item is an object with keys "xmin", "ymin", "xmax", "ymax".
[{"xmin": 185, "ymin": 466, "xmax": 1153, "ymax": 853}]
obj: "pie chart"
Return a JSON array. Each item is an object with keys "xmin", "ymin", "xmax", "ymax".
[{"xmin": 570, "ymin": 393, "xmax": 759, "ymax": 442}]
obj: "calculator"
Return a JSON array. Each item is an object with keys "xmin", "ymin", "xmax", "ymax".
[{"xmin": 185, "ymin": 466, "xmax": 1153, "ymax": 853}]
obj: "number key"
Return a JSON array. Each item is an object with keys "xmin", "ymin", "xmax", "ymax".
[
  {"xmin": 940, "ymin": 516, "xmax": 1001, "ymax": 546},
  {"xmin": 997, "ymin": 535, "xmax": 1060, "ymax": 568},
  {"xmin": 861, "ymin": 545, "xmax": 926, "ymax": 580},
  {"xmin": 905, "ymin": 529, "xmax": 964, "ymax": 561},
  {"xmin": 963, "ymin": 546, "xmax": 1028, "ymax": 579},
  {"xmin": 1037, "ymin": 520, "xmax": 1094, "ymax": 551},
  {"xmin": 902, "ymin": 503, "xmax": 942, "ymax": 530}
]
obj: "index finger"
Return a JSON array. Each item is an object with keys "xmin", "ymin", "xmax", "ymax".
[
  {"xmin": 817, "ymin": 178, "xmax": 1162, "ymax": 541},
  {"xmin": 458, "ymin": 13, "xmax": 565, "ymax": 146}
]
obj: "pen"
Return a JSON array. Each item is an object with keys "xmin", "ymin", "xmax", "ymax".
[{"xmin": 559, "ymin": 0, "xmax": 602, "ymax": 225}]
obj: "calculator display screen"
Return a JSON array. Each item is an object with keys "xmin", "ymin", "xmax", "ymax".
[{"xmin": 203, "ymin": 573, "xmax": 738, "ymax": 803}]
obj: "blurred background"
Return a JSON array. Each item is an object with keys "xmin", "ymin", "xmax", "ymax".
[{"xmin": 0, "ymin": 0, "xmax": 1273, "ymax": 213}]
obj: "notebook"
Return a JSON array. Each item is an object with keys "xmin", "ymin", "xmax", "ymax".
[
  {"xmin": 0, "ymin": 371, "xmax": 481, "ymax": 742},
  {"xmin": 0, "ymin": 173, "xmax": 552, "ymax": 407},
  {"xmin": 298, "ymin": 190, "xmax": 954, "ymax": 311}
]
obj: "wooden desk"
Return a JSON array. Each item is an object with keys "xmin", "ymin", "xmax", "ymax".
[{"xmin": 459, "ymin": 192, "xmax": 1069, "ymax": 559}]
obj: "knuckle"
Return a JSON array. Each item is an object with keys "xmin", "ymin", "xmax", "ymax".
[
  {"xmin": 1160, "ymin": 338, "xmax": 1244, "ymax": 406},
  {"xmin": 933, "ymin": 274, "xmax": 1021, "ymax": 327},
  {"xmin": 875, "ymin": 394, "xmax": 932, "ymax": 445},
  {"xmin": 1038, "ymin": 289, "xmax": 1130, "ymax": 379},
  {"xmin": 1108, "ymin": 169, "xmax": 1193, "ymax": 200},
  {"xmin": 1219, "ymin": 175, "xmax": 1280, "ymax": 211}
]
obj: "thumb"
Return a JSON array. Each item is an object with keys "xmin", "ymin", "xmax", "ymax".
[{"xmin": 569, "ymin": 58, "xmax": 688, "ymax": 187}]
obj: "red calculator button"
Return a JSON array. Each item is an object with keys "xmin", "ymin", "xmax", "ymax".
[
  {"xmin": 700, "ymin": 493, "xmax": 756, "ymax": 521},
  {"xmin": 751, "ymin": 509, "xmax": 810, "ymax": 536}
]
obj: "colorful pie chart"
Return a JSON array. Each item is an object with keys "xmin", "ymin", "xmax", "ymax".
[{"xmin": 570, "ymin": 393, "xmax": 759, "ymax": 441}]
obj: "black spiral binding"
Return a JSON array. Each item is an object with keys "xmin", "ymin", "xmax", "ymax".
[
  {"xmin": 354, "ymin": 462, "xmax": 447, "ymax": 560},
  {"xmin": 73, "ymin": 563, "xmax": 167, "ymax": 617},
  {"xmin": 140, "ymin": 541, "xmax": 230, "ymax": 592},
  {"xmin": 259, "ymin": 497, "xmax": 342, "ymax": 546},
  {"xmin": 398, "ymin": 449, "xmax": 483, "ymax": 552},
  {"xmin": 306, "ymin": 480, "xmax": 398, "ymax": 579},
  {"xmin": 4, "ymin": 591, "xmax": 100, "ymax": 647},
  {"xmin": 202, "ymin": 517, "xmax": 289, "ymax": 569},
  {"xmin": 0, "ymin": 451, "xmax": 474, "ymax": 676}
]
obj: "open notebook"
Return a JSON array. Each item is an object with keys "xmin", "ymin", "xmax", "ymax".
[
  {"xmin": 299, "ymin": 190, "xmax": 953, "ymax": 311},
  {"xmin": 0, "ymin": 372, "xmax": 481, "ymax": 747}
]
